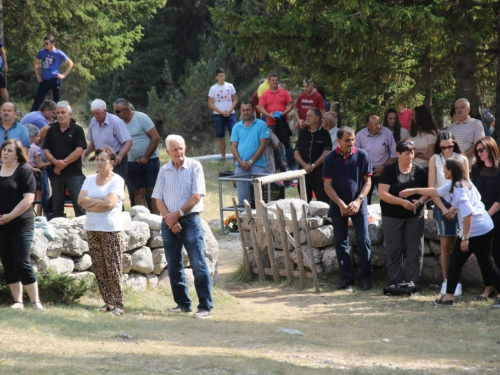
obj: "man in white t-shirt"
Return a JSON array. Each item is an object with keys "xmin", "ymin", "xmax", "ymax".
[{"xmin": 208, "ymin": 67, "xmax": 238, "ymax": 161}]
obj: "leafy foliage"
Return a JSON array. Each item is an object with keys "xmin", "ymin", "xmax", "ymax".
[{"xmin": 0, "ymin": 267, "xmax": 91, "ymax": 305}]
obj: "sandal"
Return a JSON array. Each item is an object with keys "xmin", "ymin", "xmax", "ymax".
[
  {"xmin": 32, "ymin": 301, "xmax": 44, "ymax": 311},
  {"xmin": 476, "ymin": 291, "xmax": 494, "ymax": 301},
  {"xmin": 97, "ymin": 304, "xmax": 112, "ymax": 312},
  {"xmin": 110, "ymin": 307, "xmax": 123, "ymax": 316},
  {"xmin": 11, "ymin": 301, "xmax": 24, "ymax": 309}
]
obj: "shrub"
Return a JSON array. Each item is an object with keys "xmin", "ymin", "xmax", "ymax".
[{"xmin": 0, "ymin": 268, "xmax": 91, "ymax": 305}]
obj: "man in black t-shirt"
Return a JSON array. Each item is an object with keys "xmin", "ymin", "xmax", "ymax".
[{"xmin": 43, "ymin": 101, "xmax": 87, "ymax": 218}]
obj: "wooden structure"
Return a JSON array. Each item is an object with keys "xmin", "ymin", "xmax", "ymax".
[{"xmin": 231, "ymin": 170, "xmax": 320, "ymax": 292}]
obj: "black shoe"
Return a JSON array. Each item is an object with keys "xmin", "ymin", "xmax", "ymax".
[
  {"xmin": 167, "ymin": 305, "xmax": 192, "ymax": 314},
  {"xmin": 434, "ymin": 298, "xmax": 453, "ymax": 306},
  {"xmin": 361, "ymin": 280, "xmax": 372, "ymax": 291},
  {"xmin": 337, "ymin": 280, "xmax": 353, "ymax": 290}
]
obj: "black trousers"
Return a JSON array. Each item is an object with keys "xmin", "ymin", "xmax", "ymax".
[
  {"xmin": 297, "ymin": 173, "xmax": 330, "ymax": 203},
  {"xmin": 0, "ymin": 227, "xmax": 37, "ymax": 285},
  {"xmin": 447, "ymin": 230, "xmax": 500, "ymax": 294}
]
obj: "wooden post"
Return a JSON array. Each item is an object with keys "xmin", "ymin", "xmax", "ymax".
[
  {"xmin": 298, "ymin": 175, "xmax": 307, "ymax": 202},
  {"xmin": 276, "ymin": 204, "xmax": 294, "ymax": 284},
  {"xmin": 301, "ymin": 204, "xmax": 320, "ymax": 292},
  {"xmin": 233, "ymin": 198, "xmax": 252, "ymax": 278},
  {"xmin": 290, "ymin": 204, "xmax": 307, "ymax": 285},
  {"xmin": 244, "ymin": 200, "xmax": 265, "ymax": 281},
  {"xmin": 259, "ymin": 200, "xmax": 280, "ymax": 282}
]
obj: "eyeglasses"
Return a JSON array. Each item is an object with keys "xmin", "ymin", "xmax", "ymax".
[
  {"xmin": 477, "ymin": 147, "xmax": 487, "ymax": 154},
  {"xmin": 440, "ymin": 145, "xmax": 454, "ymax": 151},
  {"xmin": 114, "ymin": 108, "xmax": 125, "ymax": 114}
]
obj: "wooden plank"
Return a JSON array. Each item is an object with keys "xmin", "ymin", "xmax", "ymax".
[
  {"xmin": 259, "ymin": 200, "xmax": 280, "ymax": 282},
  {"xmin": 233, "ymin": 198, "xmax": 252, "ymax": 278},
  {"xmin": 252, "ymin": 267, "xmax": 314, "ymax": 279},
  {"xmin": 254, "ymin": 169, "xmax": 307, "ymax": 185},
  {"xmin": 253, "ymin": 181, "xmax": 265, "ymax": 249},
  {"xmin": 298, "ymin": 175, "xmax": 307, "ymax": 201},
  {"xmin": 276, "ymin": 204, "xmax": 294, "ymax": 284},
  {"xmin": 302, "ymin": 204, "xmax": 320, "ymax": 292},
  {"xmin": 290, "ymin": 204, "xmax": 307, "ymax": 285},
  {"xmin": 244, "ymin": 200, "xmax": 266, "ymax": 281}
]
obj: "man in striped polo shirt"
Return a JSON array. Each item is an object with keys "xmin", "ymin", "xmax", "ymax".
[{"xmin": 448, "ymin": 98, "xmax": 484, "ymax": 162}]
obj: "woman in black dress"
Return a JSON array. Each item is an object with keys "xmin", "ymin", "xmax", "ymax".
[{"xmin": 0, "ymin": 139, "xmax": 43, "ymax": 310}]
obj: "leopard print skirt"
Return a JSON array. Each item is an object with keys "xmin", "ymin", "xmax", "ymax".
[{"xmin": 87, "ymin": 231, "xmax": 124, "ymax": 310}]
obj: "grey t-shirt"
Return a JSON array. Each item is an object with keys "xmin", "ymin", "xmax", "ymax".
[{"xmin": 126, "ymin": 111, "xmax": 159, "ymax": 162}]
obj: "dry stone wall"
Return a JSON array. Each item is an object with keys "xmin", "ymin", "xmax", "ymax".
[
  {"xmin": 26, "ymin": 206, "xmax": 219, "ymax": 291},
  {"xmin": 241, "ymin": 200, "xmax": 483, "ymax": 285}
]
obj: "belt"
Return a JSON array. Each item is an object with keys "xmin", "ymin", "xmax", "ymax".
[{"xmin": 179, "ymin": 212, "xmax": 199, "ymax": 220}]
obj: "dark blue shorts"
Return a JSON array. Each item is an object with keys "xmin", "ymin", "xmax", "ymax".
[
  {"xmin": 434, "ymin": 198, "xmax": 459, "ymax": 237},
  {"xmin": 213, "ymin": 113, "xmax": 236, "ymax": 138},
  {"xmin": 35, "ymin": 171, "xmax": 43, "ymax": 190},
  {"xmin": 127, "ymin": 157, "xmax": 160, "ymax": 192}
]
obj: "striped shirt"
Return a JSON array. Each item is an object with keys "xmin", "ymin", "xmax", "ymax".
[
  {"xmin": 151, "ymin": 158, "xmax": 205, "ymax": 214},
  {"xmin": 448, "ymin": 117, "xmax": 484, "ymax": 159}
]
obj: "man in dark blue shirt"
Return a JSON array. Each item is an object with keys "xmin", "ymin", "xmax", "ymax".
[{"xmin": 322, "ymin": 126, "xmax": 373, "ymax": 290}]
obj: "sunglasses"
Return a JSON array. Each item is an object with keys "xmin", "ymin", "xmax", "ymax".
[
  {"xmin": 400, "ymin": 140, "xmax": 415, "ymax": 149},
  {"xmin": 3, "ymin": 131, "xmax": 7, "ymax": 141},
  {"xmin": 477, "ymin": 147, "xmax": 487, "ymax": 154},
  {"xmin": 114, "ymin": 108, "xmax": 126, "ymax": 114},
  {"xmin": 440, "ymin": 145, "xmax": 454, "ymax": 151}
]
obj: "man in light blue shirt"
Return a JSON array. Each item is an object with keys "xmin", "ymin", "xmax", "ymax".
[
  {"xmin": 113, "ymin": 98, "xmax": 160, "ymax": 213},
  {"xmin": 0, "ymin": 102, "xmax": 30, "ymax": 153},
  {"xmin": 231, "ymin": 100, "xmax": 269, "ymax": 204}
]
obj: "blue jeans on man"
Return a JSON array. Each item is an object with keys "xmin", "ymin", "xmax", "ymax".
[
  {"xmin": 31, "ymin": 78, "xmax": 62, "ymax": 111},
  {"xmin": 235, "ymin": 165, "xmax": 266, "ymax": 205},
  {"xmin": 331, "ymin": 212, "xmax": 372, "ymax": 284},
  {"xmin": 161, "ymin": 215, "xmax": 213, "ymax": 311}
]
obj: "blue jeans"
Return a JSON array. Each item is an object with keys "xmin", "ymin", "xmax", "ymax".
[
  {"xmin": 268, "ymin": 124, "xmax": 296, "ymax": 170},
  {"xmin": 331, "ymin": 213, "xmax": 372, "ymax": 283},
  {"xmin": 214, "ymin": 113, "xmax": 236, "ymax": 138},
  {"xmin": 235, "ymin": 165, "xmax": 266, "ymax": 205},
  {"xmin": 42, "ymin": 169, "xmax": 50, "ymax": 215},
  {"xmin": 161, "ymin": 215, "xmax": 213, "ymax": 311},
  {"xmin": 31, "ymin": 78, "xmax": 62, "ymax": 111},
  {"xmin": 49, "ymin": 173, "xmax": 86, "ymax": 218}
]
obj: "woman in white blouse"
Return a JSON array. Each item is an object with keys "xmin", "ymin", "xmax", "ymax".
[
  {"xmin": 401, "ymin": 158, "xmax": 500, "ymax": 307},
  {"xmin": 78, "ymin": 147, "xmax": 125, "ymax": 316},
  {"xmin": 409, "ymin": 105, "xmax": 439, "ymax": 169}
]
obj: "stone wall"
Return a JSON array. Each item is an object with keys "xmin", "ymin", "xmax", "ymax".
[
  {"xmin": 27, "ymin": 206, "xmax": 219, "ymax": 290},
  {"xmin": 240, "ymin": 199, "xmax": 483, "ymax": 285}
]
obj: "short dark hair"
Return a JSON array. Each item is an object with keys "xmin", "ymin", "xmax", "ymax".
[
  {"xmin": 308, "ymin": 107, "xmax": 322, "ymax": 121},
  {"xmin": 95, "ymin": 147, "xmax": 116, "ymax": 162},
  {"xmin": 215, "ymin": 67, "xmax": 225, "ymax": 75},
  {"xmin": 1, "ymin": 139, "xmax": 27, "ymax": 164},
  {"xmin": 44, "ymin": 35, "xmax": 55, "ymax": 43},
  {"xmin": 268, "ymin": 72, "xmax": 279, "ymax": 80},
  {"xmin": 337, "ymin": 126, "xmax": 355, "ymax": 140},
  {"xmin": 396, "ymin": 138, "xmax": 416, "ymax": 153},
  {"xmin": 240, "ymin": 100, "xmax": 254, "ymax": 109},
  {"xmin": 113, "ymin": 98, "xmax": 131, "ymax": 109},
  {"xmin": 365, "ymin": 113, "xmax": 378, "ymax": 125},
  {"xmin": 39, "ymin": 100, "xmax": 57, "ymax": 112}
]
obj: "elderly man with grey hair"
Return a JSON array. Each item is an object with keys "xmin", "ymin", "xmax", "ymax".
[
  {"xmin": 152, "ymin": 134, "xmax": 213, "ymax": 319},
  {"xmin": 321, "ymin": 111, "xmax": 339, "ymax": 149},
  {"xmin": 43, "ymin": 101, "xmax": 87, "ymax": 218},
  {"xmin": 448, "ymin": 98, "xmax": 485, "ymax": 161},
  {"xmin": 82, "ymin": 99, "xmax": 132, "ymax": 184}
]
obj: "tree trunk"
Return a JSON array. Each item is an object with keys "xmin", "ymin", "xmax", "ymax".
[
  {"xmin": 454, "ymin": 33, "xmax": 481, "ymax": 119},
  {"xmin": 0, "ymin": 0, "xmax": 3, "ymax": 41}
]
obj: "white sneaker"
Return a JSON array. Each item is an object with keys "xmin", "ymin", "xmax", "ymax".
[
  {"xmin": 454, "ymin": 283, "xmax": 463, "ymax": 297},
  {"xmin": 440, "ymin": 280, "xmax": 447, "ymax": 295}
]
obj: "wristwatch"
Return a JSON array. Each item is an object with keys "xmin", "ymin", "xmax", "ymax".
[
  {"xmin": 178, "ymin": 208, "xmax": 185, "ymax": 217},
  {"xmin": 248, "ymin": 159, "xmax": 253, "ymax": 164},
  {"xmin": 358, "ymin": 194, "xmax": 365, "ymax": 202},
  {"xmin": 311, "ymin": 163, "xmax": 315, "ymax": 168},
  {"xmin": 418, "ymin": 199, "xmax": 424, "ymax": 206},
  {"xmin": 461, "ymin": 236, "xmax": 470, "ymax": 241}
]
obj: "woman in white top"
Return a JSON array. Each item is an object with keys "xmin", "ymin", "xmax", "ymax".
[
  {"xmin": 409, "ymin": 105, "xmax": 438, "ymax": 168},
  {"xmin": 78, "ymin": 147, "xmax": 125, "ymax": 316},
  {"xmin": 401, "ymin": 158, "xmax": 500, "ymax": 307},
  {"xmin": 428, "ymin": 131, "xmax": 469, "ymax": 296}
]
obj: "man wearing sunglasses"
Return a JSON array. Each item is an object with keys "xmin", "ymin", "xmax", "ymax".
[
  {"xmin": 0, "ymin": 102, "xmax": 30, "ymax": 155},
  {"xmin": 31, "ymin": 35, "xmax": 73, "ymax": 112},
  {"xmin": 113, "ymin": 98, "xmax": 160, "ymax": 214}
]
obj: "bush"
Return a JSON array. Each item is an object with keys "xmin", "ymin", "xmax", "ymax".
[{"xmin": 0, "ymin": 268, "xmax": 91, "ymax": 305}]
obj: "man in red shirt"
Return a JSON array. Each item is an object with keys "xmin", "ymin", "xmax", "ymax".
[
  {"xmin": 294, "ymin": 80, "xmax": 325, "ymax": 134},
  {"xmin": 257, "ymin": 73, "xmax": 296, "ymax": 171}
]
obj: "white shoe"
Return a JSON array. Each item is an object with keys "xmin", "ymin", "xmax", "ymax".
[
  {"xmin": 454, "ymin": 283, "xmax": 463, "ymax": 297},
  {"xmin": 440, "ymin": 280, "xmax": 447, "ymax": 295}
]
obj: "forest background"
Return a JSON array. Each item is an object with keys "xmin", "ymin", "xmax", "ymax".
[{"xmin": 1, "ymin": 0, "xmax": 500, "ymax": 155}]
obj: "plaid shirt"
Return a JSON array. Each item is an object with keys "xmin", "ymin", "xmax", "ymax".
[{"xmin": 152, "ymin": 157, "xmax": 205, "ymax": 214}]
